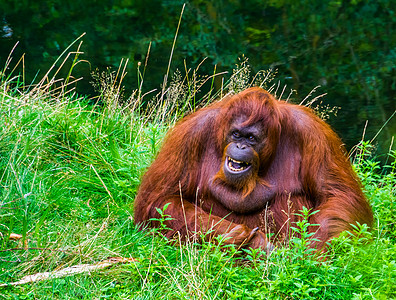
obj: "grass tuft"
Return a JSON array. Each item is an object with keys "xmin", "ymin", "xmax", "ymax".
[{"xmin": 0, "ymin": 48, "xmax": 395, "ymax": 299}]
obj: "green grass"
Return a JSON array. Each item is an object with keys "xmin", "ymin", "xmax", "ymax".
[{"xmin": 0, "ymin": 58, "xmax": 395, "ymax": 299}]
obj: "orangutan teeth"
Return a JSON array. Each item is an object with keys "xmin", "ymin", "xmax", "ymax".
[
  {"xmin": 229, "ymin": 158, "xmax": 244, "ymax": 164},
  {"xmin": 227, "ymin": 157, "xmax": 250, "ymax": 172}
]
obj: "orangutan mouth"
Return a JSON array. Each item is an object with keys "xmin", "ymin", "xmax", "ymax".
[{"xmin": 226, "ymin": 156, "xmax": 252, "ymax": 173}]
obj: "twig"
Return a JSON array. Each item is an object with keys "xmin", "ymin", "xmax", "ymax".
[
  {"xmin": 0, "ymin": 257, "xmax": 137, "ymax": 287},
  {"xmin": 0, "ymin": 247, "xmax": 72, "ymax": 253}
]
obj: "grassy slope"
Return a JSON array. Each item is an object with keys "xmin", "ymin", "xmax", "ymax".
[{"xmin": 0, "ymin": 76, "xmax": 395, "ymax": 300}]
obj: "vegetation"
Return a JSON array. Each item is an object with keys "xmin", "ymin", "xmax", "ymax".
[
  {"xmin": 1, "ymin": 0, "xmax": 395, "ymax": 154},
  {"xmin": 0, "ymin": 49, "xmax": 395, "ymax": 299}
]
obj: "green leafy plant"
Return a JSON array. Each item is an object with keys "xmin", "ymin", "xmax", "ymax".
[{"xmin": 149, "ymin": 202, "xmax": 174, "ymax": 232}]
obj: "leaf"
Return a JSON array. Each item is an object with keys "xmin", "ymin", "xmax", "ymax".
[{"xmin": 9, "ymin": 233, "xmax": 23, "ymax": 241}]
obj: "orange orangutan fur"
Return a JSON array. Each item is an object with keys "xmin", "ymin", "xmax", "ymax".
[{"xmin": 134, "ymin": 87, "xmax": 373, "ymax": 250}]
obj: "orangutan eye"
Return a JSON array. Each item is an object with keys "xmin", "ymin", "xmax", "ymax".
[
  {"xmin": 248, "ymin": 135, "xmax": 256, "ymax": 142},
  {"xmin": 232, "ymin": 131, "xmax": 241, "ymax": 138}
]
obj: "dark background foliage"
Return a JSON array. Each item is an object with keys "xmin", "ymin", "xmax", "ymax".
[{"xmin": 0, "ymin": 0, "xmax": 395, "ymax": 155}]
